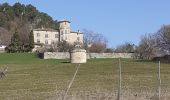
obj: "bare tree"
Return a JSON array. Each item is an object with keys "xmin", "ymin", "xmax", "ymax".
[
  {"xmin": 88, "ymin": 42, "xmax": 106, "ymax": 53},
  {"xmin": 0, "ymin": 27, "xmax": 11, "ymax": 45},
  {"xmin": 18, "ymin": 22, "xmax": 30, "ymax": 45},
  {"xmin": 57, "ymin": 40, "xmax": 74, "ymax": 52},
  {"xmin": 114, "ymin": 42, "xmax": 135, "ymax": 53},
  {"xmin": 50, "ymin": 41, "xmax": 59, "ymax": 52},
  {"xmin": 155, "ymin": 25, "xmax": 170, "ymax": 54},
  {"xmin": 83, "ymin": 29, "xmax": 95, "ymax": 49},
  {"xmin": 137, "ymin": 33, "xmax": 156, "ymax": 59},
  {"xmin": 83, "ymin": 29, "xmax": 107, "ymax": 53}
]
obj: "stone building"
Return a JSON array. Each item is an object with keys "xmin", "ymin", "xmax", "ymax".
[{"xmin": 33, "ymin": 20, "xmax": 83, "ymax": 49}]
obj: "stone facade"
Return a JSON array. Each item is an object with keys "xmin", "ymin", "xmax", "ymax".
[
  {"xmin": 33, "ymin": 20, "xmax": 83, "ymax": 49},
  {"xmin": 70, "ymin": 49, "xmax": 86, "ymax": 63},
  {"xmin": 33, "ymin": 29, "xmax": 59, "ymax": 45}
]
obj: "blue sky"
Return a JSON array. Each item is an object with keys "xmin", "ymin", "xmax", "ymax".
[{"xmin": 1, "ymin": 0, "xmax": 170, "ymax": 47}]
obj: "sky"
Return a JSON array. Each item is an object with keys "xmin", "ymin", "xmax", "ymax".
[{"xmin": 1, "ymin": 0, "xmax": 170, "ymax": 48}]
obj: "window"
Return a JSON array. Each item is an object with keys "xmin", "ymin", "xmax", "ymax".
[
  {"xmin": 45, "ymin": 34, "xmax": 48, "ymax": 38},
  {"xmin": 61, "ymin": 31, "xmax": 63, "ymax": 35},
  {"xmin": 37, "ymin": 39, "xmax": 40, "ymax": 43},
  {"xmin": 45, "ymin": 40, "xmax": 48, "ymax": 44},
  {"xmin": 55, "ymin": 34, "xmax": 58, "ymax": 38},
  {"xmin": 37, "ymin": 33, "xmax": 40, "ymax": 37},
  {"xmin": 60, "ymin": 36, "xmax": 64, "ymax": 41},
  {"xmin": 65, "ymin": 30, "xmax": 67, "ymax": 34}
]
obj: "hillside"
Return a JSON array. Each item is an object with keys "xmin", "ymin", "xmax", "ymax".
[
  {"xmin": 0, "ymin": 2, "xmax": 58, "ymax": 45},
  {"xmin": 0, "ymin": 53, "xmax": 170, "ymax": 99}
]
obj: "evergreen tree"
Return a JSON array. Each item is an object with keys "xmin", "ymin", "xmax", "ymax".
[
  {"xmin": 6, "ymin": 30, "xmax": 22, "ymax": 52},
  {"xmin": 0, "ymin": 2, "xmax": 60, "ymax": 52},
  {"xmin": 13, "ymin": 2, "xmax": 24, "ymax": 17},
  {"xmin": 29, "ymin": 30, "xmax": 34, "ymax": 51}
]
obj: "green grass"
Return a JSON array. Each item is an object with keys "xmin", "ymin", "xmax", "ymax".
[{"xmin": 0, "ymin": 53, "xmax": 170, "ymax": 99}]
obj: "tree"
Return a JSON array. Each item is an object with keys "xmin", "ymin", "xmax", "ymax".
[
  {"xmin": 89, "ymin": 42, "xmax": 106, "ymax": 53},
  {"xmin": 155, "ymin": 25, "xmax": 170, "ymax": 54},
  {"xmin": 0, "ymin": 12, "xmax": 7, "ymax": 27},
  {"xmin": 0, "ymin": 2, "xmax": 59, "ymax": 38},
  {"xmin": 28, "ymin": 30, "xmax": 34, "ymax": 51},
  {"xmin": 0, "ymin": 27, "xmax": 11, "ymax": 45},
  {"xmin": 16, "ymin": 30, "xmax": 35, "ymax": 52},
  {"xmin": 13, "ymin": 2, "xmax": 25, "ymax": 17},
  {"xmin": 114, "ymin": 42, "xmax": 135, "ymax": 53},
  {"xmin": 137, "ymin": 34, "xmax": 156, "ymax": 59},
  {"xmin": 25, "ymin": 4, "xmax": 38, "ymax": 23},
  {"xmin": 6, "ymin": 30, "xmax": 22, "ymax": 52},
  {"xmin": 0, "ymin": 2, "xmax": 62, "ymax": 53},
  {"xmin": 50, "ymin": 41, "xmax": 59, "ymax": 52},
  {"xmin": 35, "ymin": 12, "xmax": 54, "ymax": 28},
  {"xmin": 57, "ymin": 40, "xmax": 73, "ymax": 52},
  {"xmin": 0, "ymin": 3, "xmax": 15, "ymax": 24},
  {"xmin": 104, "ymin": 48, "xmax": 114, "ymax": 53},
  {"xmin": 83, "ymin": 29, "xmax": 107, "ymax": 53}
]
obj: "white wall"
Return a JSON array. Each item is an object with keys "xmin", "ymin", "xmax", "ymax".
[{"xmin": 67, "ymin": 32, "xmax": 83, "ymax": 44}]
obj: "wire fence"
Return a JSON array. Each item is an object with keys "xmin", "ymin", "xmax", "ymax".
[{"xmin": 61, "ymin": 59, "xmax": 164, "ymax": 100}]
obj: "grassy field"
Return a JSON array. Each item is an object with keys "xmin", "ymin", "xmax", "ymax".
[{"xmin": 0, "ymin": 53, "xmax": 170, "ymax": 100}]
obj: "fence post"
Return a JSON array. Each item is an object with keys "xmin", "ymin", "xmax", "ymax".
[
  {"xmin": 158, "ymin": 61, "xmax": 161, "ymax": 100},
  {"xmin": 118, "ymin": 58, "xmax": 122, "ymax": 100}
]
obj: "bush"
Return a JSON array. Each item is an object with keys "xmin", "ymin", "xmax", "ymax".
[{"xmin": 152, "ymin": 55, "xmax": 170, "ymax": 63}]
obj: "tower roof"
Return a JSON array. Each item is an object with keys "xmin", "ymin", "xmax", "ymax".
[{"xmin": 58, "ymin": 19, "xmax": 71, "ymax": 23}]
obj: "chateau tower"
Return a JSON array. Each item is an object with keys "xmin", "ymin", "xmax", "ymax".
[{"xmin": 58, "ymin": 20, "xmax": 71, "ymax": 42}]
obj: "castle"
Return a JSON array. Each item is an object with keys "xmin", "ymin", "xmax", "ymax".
[{"xmin": 33, "ymin": 20, "xmax": 83, "ymax": 49}]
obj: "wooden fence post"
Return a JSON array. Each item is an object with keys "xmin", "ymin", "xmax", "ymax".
[
  {"xmin": 158, "ymin": 61, "xmax": 161, "ymax": 100},
  {"xmin": 118, "ymin": 58, "xmax": 122, "ymax": 100}
]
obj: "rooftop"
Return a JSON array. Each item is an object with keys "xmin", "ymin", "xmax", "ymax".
[
  {"xmin": 33, "ymin": 28, "xmax": 58, "ymax": 32},
  {"xmin": 71, "ymin": 31, "xmax": 83, "ymax": 34},
  {"xmin": 57, "ymin": 19, "xmax": 71, "ymax": 23}
]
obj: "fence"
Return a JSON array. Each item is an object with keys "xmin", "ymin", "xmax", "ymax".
[{"xmin": 61, "ymin": 59, "xmax": 162, "ymax": 100}]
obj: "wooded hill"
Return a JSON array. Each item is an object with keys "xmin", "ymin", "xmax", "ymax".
[{"xmin": 0, "ymin": 2, "xmax": 58, "ymax": 45}]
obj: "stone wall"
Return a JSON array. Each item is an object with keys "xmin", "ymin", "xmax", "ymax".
[
  {"xmin": 87, "ymin": 53, "xmax": 134, "ymax": 59},
  {"xmin": 0, "ymin": 48, "xmax": 5, "ymax": 53},
  {"xmin": 42, "ymin": 52, "xmax": 134, "ymax": 59},
  {"xmin": 43, "ymin": 52, "xmax": 70, "ymax": 59}
]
